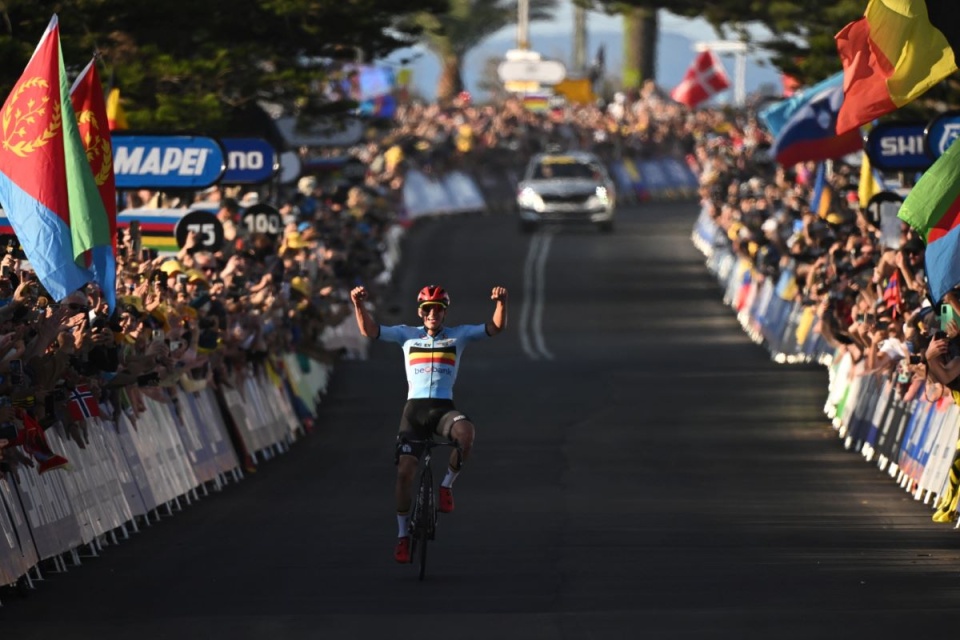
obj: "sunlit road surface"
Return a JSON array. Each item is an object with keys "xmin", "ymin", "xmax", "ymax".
[{"xmin": 5, "ymin": 202, "xmax": 960, "ymax": 640}]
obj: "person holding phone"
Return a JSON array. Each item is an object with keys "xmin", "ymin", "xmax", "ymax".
[{"xmin": 925, "ymin": 294, "xmax": 960, "ymax": 388}]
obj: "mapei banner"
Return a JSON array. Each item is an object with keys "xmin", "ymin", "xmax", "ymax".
[{"xmin": 113, "ymin": 135, "xmax": 226, "ymax": 189}]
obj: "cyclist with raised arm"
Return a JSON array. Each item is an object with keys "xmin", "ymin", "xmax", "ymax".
[{"xmin": 350, "ymin": 284, "xmax": 508, "ymax": 563}]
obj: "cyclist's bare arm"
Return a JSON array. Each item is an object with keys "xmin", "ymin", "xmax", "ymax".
[
  {"xmin": 351, "ymin": 286, "xmax": 380, "ymax": 338},
  {"xmin": 486, "ymin": 286, "xmax": 508, "ymax": 336}
]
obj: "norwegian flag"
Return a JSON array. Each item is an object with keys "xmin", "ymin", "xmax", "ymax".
[
  {"xmin": 670, "ymin": 50, "xmax": 730, "ymax": 108},
  {"xmin": 67, "ymin": 385, "xmax": 101, "ymax": 422}
]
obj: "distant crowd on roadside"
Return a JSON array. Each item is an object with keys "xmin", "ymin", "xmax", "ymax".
[{"xmin": 692, "ymin": 105, "xmax": 954, "ymax": 409}]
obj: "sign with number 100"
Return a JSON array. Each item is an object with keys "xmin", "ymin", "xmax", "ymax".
[{"xmin": 242, "ymin": 204, "xmax": 283, "ymax": 237}]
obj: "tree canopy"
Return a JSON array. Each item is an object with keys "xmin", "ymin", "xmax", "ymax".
[
  {"xmin": 584, "ymin": 0, "xmax": 865, "ymax": 83},
  {"xmin": 0, "ymin": 0, "xmax": 446, "ymax": 134}
]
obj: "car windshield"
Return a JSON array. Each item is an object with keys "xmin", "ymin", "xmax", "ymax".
[{"xmin": 533, "ymin": 160, "xmax": 600, "ymax": 180}]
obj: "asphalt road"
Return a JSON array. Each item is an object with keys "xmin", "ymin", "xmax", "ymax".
[{"xmin": 4, "ymin": 202, "xmax": 960, "ymax": 639}]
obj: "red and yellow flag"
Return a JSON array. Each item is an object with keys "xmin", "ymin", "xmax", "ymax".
[
  {"xmin": 106, "ymin": 87, "xmax": 128, "ymax": 131},
  {"xmin": 835, "ymin": 0, "xmax": 960, "ymax": 134}
]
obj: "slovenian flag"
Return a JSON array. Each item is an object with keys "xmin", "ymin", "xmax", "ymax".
[
  {"xmin": 771, "ymin": 84, "xmax": 863, "ymax": 167},
  {"xmin": 0, "ymin": 15, "xmax": 113, "ymax": 303},
  {"xmin": 897, "ymin": 132, "xmax": 960, "ymax": 303},
  {"xmin": 835, "ymin": 0, "xmax": 959, "ymax": 135},
  {"xmin": 758, "ymin": 71, "xmax": 844, "ymax": 137}
]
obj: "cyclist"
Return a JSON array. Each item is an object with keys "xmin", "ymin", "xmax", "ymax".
[{"xmin": 350, "ymin": 283, "xmax": 508, "ymax": 563}]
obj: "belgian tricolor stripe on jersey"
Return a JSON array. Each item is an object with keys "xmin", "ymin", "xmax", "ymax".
[{"xmin": 409, "ymin": 346, "xmax": 456, "ymax": 366}]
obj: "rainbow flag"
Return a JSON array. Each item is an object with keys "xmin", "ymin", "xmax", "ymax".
[
  {"xmin": 0, "ymin": 15, "xmax": 110, "ymax": 302},
  {"xmin": 835, "ymin": 0, "xmax": 960, "ymax": 135},
  {"xmin": 523, "ymin": 95, "xmax": 549, "ymax": 112},
  {"xmin": 898, "ymin": 132, "xmax": 960, "ymax": 302},
  {"xmin": 117, "ymin": 209, "xmax": 183, "ymax": 254}
]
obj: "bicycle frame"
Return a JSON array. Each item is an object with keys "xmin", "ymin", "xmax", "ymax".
[{"xmin": 404, "ymin": 438, "xmax": 462, "ymax": 580}]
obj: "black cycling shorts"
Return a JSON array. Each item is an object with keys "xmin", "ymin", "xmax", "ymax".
[{"xmin": 395, "ymin": 398, "xmax": 470, "ymax": 462}]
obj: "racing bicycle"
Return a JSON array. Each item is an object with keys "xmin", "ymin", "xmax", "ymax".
[{"xmin": 406, "ymin": 438, "xmax": 462, "ymax": 580}]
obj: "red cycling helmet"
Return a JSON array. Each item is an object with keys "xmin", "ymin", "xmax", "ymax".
[{"xmin": 417, "ymin": 285, "xmax": 450, "ymax": 308}]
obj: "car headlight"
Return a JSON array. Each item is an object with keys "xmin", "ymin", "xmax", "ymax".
[
  {"xmin": 518, "ymin": 187, "xmax": 545, "ymax": 212},
  {"xmin": 594, "ymin": 186, "xmax": 610, "ymax": 205}
]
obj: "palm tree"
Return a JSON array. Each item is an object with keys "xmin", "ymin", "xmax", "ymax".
[{"xmin": 416, "ymin": 0, "xmax": 557, "ymax": 102}]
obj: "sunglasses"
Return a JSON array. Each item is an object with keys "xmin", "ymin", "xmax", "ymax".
[{"xmin": 420, "ymin": 305, "xmax": 446, "ymax": 315}]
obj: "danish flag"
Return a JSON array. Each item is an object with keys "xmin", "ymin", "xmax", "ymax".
[{"xmin": 670, "ymin": 50, "xmax": 730, "ymax": 108}]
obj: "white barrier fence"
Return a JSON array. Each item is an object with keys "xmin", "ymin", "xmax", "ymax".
[
  {"xmin": 402, "ymin": 169, "xmax": 486, "ymax": 220},
  {"xmin": 0, "ymin": 356, "xmax": 332, "ymax": 595},
  {"xmin": 693, "ymin": 207, "xmax": 960, "ymax": 528}
]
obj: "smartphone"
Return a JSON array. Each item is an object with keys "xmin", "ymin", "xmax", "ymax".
[
  {"xmin": 935, "ymin": 330, "xmax": 948, "ymax": 341},
  {"xmin": 941, "ymin": 303, "xmax": 956, "ymax": 332},
  {"xmin": 130, "ymin": 221, "xmax": 142, "ymax": 259},
  {"xmin": 8, "ymin": 358, "xmax": 22, "ymax": 386},
  {"xmin": 152, "ymin": 329, "xmax": 164, "ymax": 342}
]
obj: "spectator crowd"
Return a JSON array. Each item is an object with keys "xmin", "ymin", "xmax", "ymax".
[{"xmin": 0, "ymin": 86, "xmax": 744, "ymax": 478}]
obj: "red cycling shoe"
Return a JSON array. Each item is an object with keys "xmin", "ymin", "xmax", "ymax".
[
  {"xmin": 439, "ymin": 486, "xmax": 454, "ymax": 513},
  {"xmin": 394, "ymin": 536, "xmax": 411, "ymax": 563}
]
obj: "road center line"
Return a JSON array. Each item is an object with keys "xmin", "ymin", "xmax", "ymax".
[{"xmin": 520, "ymin": 231, "xmax": 553, "ymax": 360}]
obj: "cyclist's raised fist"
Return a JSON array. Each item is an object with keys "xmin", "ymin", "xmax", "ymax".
[
  {"xmin": 351, "ymin": 286, "xmax": 368, "ymax": 305},
  {"xmin": 491, "ymin": 286, "xmax": 508, "ymax": 302}
]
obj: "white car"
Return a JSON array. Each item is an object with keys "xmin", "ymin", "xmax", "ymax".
[{"xmin": 516, "ymin": 151, "xmax": 616, "ymax": 233}]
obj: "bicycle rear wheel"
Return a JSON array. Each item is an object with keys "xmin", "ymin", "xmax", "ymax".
[{"xmin": 417, "ymin": 466, "xmax": 433, "ymax": 580}]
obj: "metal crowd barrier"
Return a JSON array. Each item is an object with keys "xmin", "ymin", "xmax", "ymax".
[
  {"xmin": 692, "ymin": 206, "xmax": 960, "ymax": 527},
  {"xmin": 0, "ymin": 356, "xmax": 332, "ymax": 600}
]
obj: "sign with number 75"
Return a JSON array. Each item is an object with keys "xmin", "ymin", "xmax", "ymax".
[{"xmin": 175, "ymin": 210, "xmax": 224, "ymax": 252}]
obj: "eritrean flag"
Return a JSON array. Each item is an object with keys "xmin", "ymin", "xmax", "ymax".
[
  {"xmin": 0, "ymin": 15, "xmax": 112, "ymax": 302},
  {"xmin": 70, "ymin": 57, "xmax": 117, "ymax": 311},
  {"xmin": 897, "ymin": 134, "xmax": 960, "ymax": 303},
  {"xmin": 409, "ymin": 346, "xmax": 456, "ymax": 367},
  {"xmin": 835, "ymin": 0, "xmax": 960, "ymax": 135}
]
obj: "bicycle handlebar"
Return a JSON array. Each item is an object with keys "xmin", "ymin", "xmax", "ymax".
[
  {"xmin": 400, "ymin": 438, "xmax": 462, "ymax": 450},
  {"xmin": 400, "ymin": 438, "xmax": 463, "ymax": 466}
]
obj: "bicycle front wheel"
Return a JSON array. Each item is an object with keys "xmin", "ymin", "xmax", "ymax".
[{"xmin": 417, "ymin": 466, "xmax": 433, "ymax": 580}]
